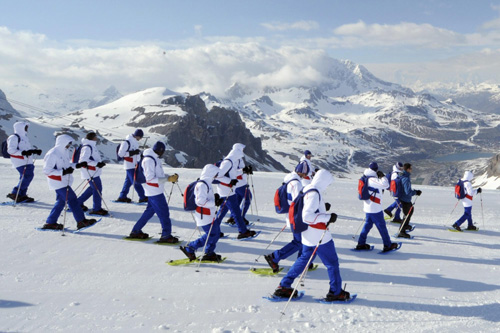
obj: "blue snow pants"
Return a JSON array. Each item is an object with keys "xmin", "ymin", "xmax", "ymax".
[
  {"xmin": 132, "ymin": 193, "xmax": 172, "ymax": 238},
  {"xmin": 385, "ymin": 198, "xmax": 402, "ymax": 220},
  {"xmin": 358, "ymin": 211, "xmax": 392, "ymax": 247},
  {"xmin": 12, "ymin": 164, "xmax": 34, "ymax": 197},
  {"xmin": 118, "ymin": 168, "xmax": 146, "ymax": 200},
  {"xmin": 214, "ymin": 194, "xmax": 248, "ymax": 233},
  {"xmin": 272, "ymin": 232, "xmax": 302, "ymax": 263},
  {"xmin": 280, "ymin": 240, "xmax": 342, "ymax": 294},
  {"xmin": 455, "ymin": 206, "xmax": 473, "ymax": 228},
  {"xmin": 230, "ymin": 185, "xmax": 252, "ymax": 220},
  {"xmin": 187, "ymin": 222, "xmax": 221, "ymax": 254},
  {"xmin": 46, "ymin": 186, "xmax": 85, "ymax": 224},
  {"xmin": 78, "ymin": 176, "xmax": 103, "ymax": 211}
]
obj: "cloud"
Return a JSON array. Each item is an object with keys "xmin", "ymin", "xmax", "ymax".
[
  {"xmin": 261, "ymin": 20, "xmax": 319, "ymax": 32},
  {"xmin": 332, "ymin": 20, "xmax": 466, "ymax": 48}
]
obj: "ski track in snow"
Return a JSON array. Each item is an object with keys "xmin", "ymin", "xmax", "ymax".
[{"xmin": 1, "ymin": 160, "xmax": 499, "ymax": 332}]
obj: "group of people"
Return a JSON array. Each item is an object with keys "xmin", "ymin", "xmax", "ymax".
[{"xmin": 4, "ymin": 122, "xmax": 484, "ymax": 302}]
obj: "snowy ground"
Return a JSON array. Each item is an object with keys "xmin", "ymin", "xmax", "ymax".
[{"xmin": 1, "ymin": 160, "xmax": 499, "ymax": 332}]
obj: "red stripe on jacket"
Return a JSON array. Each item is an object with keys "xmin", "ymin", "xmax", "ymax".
[
  {"xmin": 48, "ymin": 175, "xmax": 62, "ymax": 181},
  {"xmin": 310, "ymin": 223, "xmax": 327, "ymax": 230},
  {"xmin": 124, "ymin": 157, "xmax": 133, "ymax": 162},
  {"xmin": 370, "ymin": 196, "xmax": 381, "ymax": 204},
  {"xmin": 196, "ymin": 206, "xmax": 211, "ymax": 215},
  {"xmin": 146, "ymin": 182, "xmax": 159, "ymax": 188},
  {"xmin": 10, "ymin": 155, "xmax": 24, "ymax": 160},
  {"xmin": 465, "ymin": 194, "xmax": 473, "ymax": 200}
]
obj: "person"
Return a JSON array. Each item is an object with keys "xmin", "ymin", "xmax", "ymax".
[
  {"xmin": 452, "ymin": 171, "xmax": 481, "ymax": 231},
  {"xmin": 128, "ymin": 141, "xmax": 179, "ymax": 243},
  {"xmin": 226, "ymin": 160, "xmax": 253, "ymax": 226},
  {"xmin": 180, "ymin": 164, "xmax": 224, "ymax": 262},
  {"xmin": 397, "ymin": 163, "xmax": 422, "ymax": 239},
  {"xmin": 295, "ymin": 150, "xmax": 314, "ymax": 186},
  {"xmin": 116, "ymin": 129, "xmax": 147, "ymax": 203},
  {"xmin": 356, "ymin": 162, "xmax": 399, "ymax": 252},
  {"xmin": 272, "ymin": 170, "xmax": 351, "ymax": 302},
  {"xmin": 6, "ymin": 121, "xmax": 41, "ymax": 203},
  {"xmin": 41, "ymin": 134, "xmax": 96, "ymax": 230},
  {"xmin": 76, "ymin": 132, "xmax": 108, "ymax": 216},
  {"xmin": 213, "ymin": 143, "xmax": 257, "ymax": 239},
  {"xmin": 383, "ymin": 162, "xmax": 404, "ymax": 223},
  {"xmin": 264, "ymin": 170, "xmax": 312, "ymax": 272}
]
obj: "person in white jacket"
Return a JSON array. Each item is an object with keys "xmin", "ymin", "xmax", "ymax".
[
  {"xmin": 180, "ymin": 164, "xmax": 224, "ymax": 262},
  {"xmin": 294, "ymin": 150, "xmax": 314, "ymax": 187},
  {"xmin": 213, "ymin": 143, "xmax": 257, "ymax": 239},
  {"xmin": 383, "ymin": 162, "xmax": 404, "ymax": 222},
  {"xmin": 6, "ymin": 121, "xmax": 42, "ymax": 203},
  {"xmin": 452, "ymin": 171, "xmax": 481, "ymax": 231},
  {"xmin": 273, "ymin": 170, "xmax": 351, "ymax": 302},
  {"xmin": 116, "ymin": 129, "xmax": 147, "ymax": 203},
  {"xmin": 356, "ymin": 162, "xmax": 399, "ymax": 252},
  {"xmin": 75, "ymin": 132, "xmax": 108, "ymax": 216},
  {"xmin": 41, "ymin": 134, "xmax": 96, "ymax": 230},
  {"xmin": 128, "ymin": 141, "xmax": 179, "ymax": 243}
]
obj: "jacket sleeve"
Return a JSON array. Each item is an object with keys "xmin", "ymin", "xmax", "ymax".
[
  {"xmin": 80, "ymin": 145, "xmax": 98, "ymax": 166},
  {"xmin": 287, "ymin": 180, "xmax": 302, "ymax": 203},
  {"xmin": 402, "ymin": 176, "xmax": 416, "ymax": 196},
  {"xmin": 7, "ymin": 135, "xmax": 21, "ymax": 155},
  {"xmin": 369, "ymin": 176, "xmax": 389, "ymax": 190},
  {"xmin": 195, "ymin": 182, "xmax": 215, "ymax": 208},
  {"xmin": 143, "ymin": 157, "xmax": 158, "ymax": 183},
  {"xmin": 43, "ymin": 152, "xmax": 63, "ymax": 177},
  {"xmin": 215, "ymin": 159, "xmax": 232, "ymax": 184},
  {"xmin": 464, "ymin": 181, "xmax": 476, "ymax": 197},
  {"xmin": 117, "ymin": 141, "xmax": 129, "ymax": 158},
  {"xmin": 303, "ymin": 191, "xmax": 330, "ymax": 225}
]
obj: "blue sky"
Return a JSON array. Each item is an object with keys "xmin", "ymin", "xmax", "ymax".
[{"xmin": 1, "ymin": 0, "xmax": 500, "ymax": 96}]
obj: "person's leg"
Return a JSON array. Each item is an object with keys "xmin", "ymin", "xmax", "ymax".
[
  {"xmin": 317, "ymin": 240, "xmax": 342, "ymax": 294},
  {"xmin": 357, "ymin": 214, "xmax": 373, "ymax": 245},
  {"xmin": 226, "ymin": 194, "xmax": 248, "ymax": 233},
  {"xmin": 279, "ymin": 245, "xmax": 315, "ymax": 288},
  {"xmin": 131, "ymin": 201, "xmax": 155, "ymax": 233},
  {"xmin": 90, "ymin": 177, "xmax": 103, "ymax": 211},
  {"xmin": 372, "ymin": 211, "xmax": 392, "ymax": 247},
  {"xmin": 18, "ymin": 164, "xmax": 34, "ymax": 197},
  {"xmin": 149, "ymin": 194, "xmax": 172, "ymax": 238},
  {"xmin": 118, "ymin": 170, "xmax": 133, "ymax": 199},
  {"xmin": 273, "ymin": 232, "xmax": 302, "ymax": 263},
  {"xmin": 45, "ymin": 189, "xmax": 67, "ymax": 224},
  {"xmin": 66, "ymin": 187, "xmax": 85, "ymax": 222}
]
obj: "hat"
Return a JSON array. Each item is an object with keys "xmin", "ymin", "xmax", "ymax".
[
  {"xmin": 396, "ymin": 162, "xmax": 403, "ymax": 170},
  {"xmin": 369, "ymin": 162, "xmax": 378, "ymax": 171},
  {"xmin": 153, "ymin": 141, "xmax": 166, "ymax": 154},
  {"xmin": 304, "ymin": 150, "xmax": 312, "ymax": 156},
  {"xmin": 133, "ymin": 129, "xmax": 144, "ymax": 138}
]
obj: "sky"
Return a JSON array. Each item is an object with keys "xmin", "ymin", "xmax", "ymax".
[{"xmin": 1, "ymin": 0, "xmax": 500, "ymax": 99}]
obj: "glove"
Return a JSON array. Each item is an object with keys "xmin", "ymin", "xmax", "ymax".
[
  {"xmin": 167, "ymin": 173, "xmax": 179, "ymax": 183},
  {"xmin": 34, "ymin": 149, "xmax": 42, "ymax": 155},
  {"xmin": 214, "ymin": 193, "xmax": 220, "ymax": 202},
  {"xmin": 477, "ymin": 188, "xmax": 482, "ymax": 194},
  {"xmin": 21, "ymin": 150, "xmax": 32, "ymax": 156},
  {"xmin": 62, "ymin": 167, "xmax": 74, "ymax": 175},
  {"xmin": 327, "ymin": 213, "xmax": 337, "ymax": 226},
  {"xmin": 376, "ymin": 171, "xmax": 385, "ymax": 179},
  {"xmin": 325, "ymin": 202, "xmax": 331, "ymax": 211},
  {"xmin": 215, "ymin": 197, "xmax": 224, "ymax": 206},
  {"xmin": 75, "ymin": 161, "xmax": 88, "ymax": 169},
  {"xmin": 129, "ymin": 149, "xmax": 140, "ymax": 156},
  {"xmin": 96, "ymin": 162, "xmax": 106, "ymax": 168},
  {"xmin": 242, "ymin": 165, "xmax": 253, "ymax": 175},
  {"xmin": 415, "ymin": 190, "xmax": 422, "ymax": 196},
  {"xmin": 229, "ymin": 179, "xmax": 238, "ymax": 187}
]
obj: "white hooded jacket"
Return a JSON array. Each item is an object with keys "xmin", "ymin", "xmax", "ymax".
[
  {"xmin": 141, "ymin": 148, "xmax": 166, "ymax": 197},
  {"xmin": 117, "ymin": 134, "xmax": 140, "ymax": 170},
  {"xmin": 461, "ymin": 171, "xmax": 477, "ymax": 208},
  {"xmin": 78, "ymin": 138, "xmax": 103, "ymax": 180},
  {"xmin": 215, "ymin": 143, "xmax": 245, "ymax": 197},
  {"xmin": 194, "ymin": 164, "xmax": 220, "ymax": 227},
  {"xmin": 7, "ymin": 121, "xmax": 34, "ymax": 168},
  {"xmin": 43, "ymin": 135, "xmax": 74, "ymax": 190},
  {"xmin": 284, "ymin": 172, "xmax": 303, "ymax": 227},
  {"xmin": 363, "ymin": 168, "xmax": 389, "ymax": 213},
  {"xmin": 301, "ymin": 170, "xmax": 334, "ymax": 247}
]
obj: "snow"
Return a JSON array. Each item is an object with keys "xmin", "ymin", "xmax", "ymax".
[{"xmin": 1, "ymin": 160, "xmax": 499, "ymax": 332}]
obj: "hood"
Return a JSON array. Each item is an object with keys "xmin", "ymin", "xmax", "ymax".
[
  {"xmin": 225, "ymin": 143, "xmax": 245, "ymax": 161},
  {"xmin": 284, "ymin": 171, "xmax": 301, "ymax": 183},
  {"xmin": 363, "ymin": 168, "xmax": 377, "ymax": 177},
  {"xmin": 299, "ymin": 155, "xmax": 309, "ymax": 163},
  {"xmin": 463, "ymin": 171, "xmax": 473, "ymax": 181},
  {"xmin": 310, "ymin": 169, "xmax": 333, "ymax": 192},
  {"xmin": 200, "ymin": 164, "xmax": 220, "ymax": 181},
  {"xmin": 55, "ymin": 134, "xmax": 73, "ymax": 149},
  {"xmin": 13, "ymin": 121, "xmax": 28, "ymax": 136},
  {"xmin": 81, "ymin": 138, "xmax": 97, "ymax": 147},
  {"xmin": 393, "ymin": 165, "xmax": 402, "ymax": 173}
]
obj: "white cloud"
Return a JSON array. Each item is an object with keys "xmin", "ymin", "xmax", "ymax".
[
  {"xmin": 481, "ymin": 4, "xmax": 500, "ymax": 30},
  {"xmin": 261, "ymin": 20, "xmax": 319, "ymax": 31}
]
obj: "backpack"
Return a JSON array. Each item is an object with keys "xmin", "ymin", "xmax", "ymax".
[
  {"xmin": 289, "ymin": 188, "xmax": 320, "ymax": 234},
  {"xmin": 134, "ymin": 155, "xmax": 155, "ymax": 184},
  {"xmin": 454, "ymin": 179, "xmax": 468, "ymax": 199},
  {"xmin": 274, "ymin": 179, "xmax": 298, "ymax": 214},
  {"xmin": 71, "ymin": 144, "xmax": 93, "ymax": 164},
  {"xmin": 294, "ymin": 160, "xmax": 310, "ymax": 175},
  {"xmin": 390, "ymin": 174, "xmax": 403, "ymax": 198},
  {"xmin": 183, "ymin": 180, "xmax": 209, "ymax": 211},
  {"xmin": 212, "ymin": 158, "xmax": 232, "ymax": 184},
  {"xmin": 1, "ymin": 134, "xmax": 20, "ymax": 159},
  {"xmin": 116, "ymin": 140, "xmax": 130, "ymax": 162},
  {"xmin": 358, "ymin": 175, "xmax": 374, "ymax": 200}
]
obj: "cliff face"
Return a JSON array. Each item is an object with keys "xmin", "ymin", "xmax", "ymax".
[{"xmin": 128, "ymin": 94, "xmax": 286, "ymax": 171}]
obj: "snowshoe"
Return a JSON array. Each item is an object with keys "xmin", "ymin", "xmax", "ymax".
[
  {"xmin": 180, "ymin": 246, "xmax": 196, "ymax": 261},
  {"xmin": 466, "ymin": 225, "xmax": 478, "ymax": 231},
  {"xmin": 397, "ymin": 231, "xmax": 411, "ymax": 239},
  {"xmin": 156, "ymin": 236, "xmax": 180, "ymax": 244},
  {"xmin": 115, "ymin": 197, "xmax": 132, "ymax": 203},
  {"xmin": 128, "ymin": 231, "xmax": 150, "ymax": 239},
  {"xmin": 41, "ymin": 223, "xmax": 64, "ymax": 230},
  {"xmin": 77, "ymin": 218, "xmax": 97, "ymax": 230},
  {"xmin": 391, "ymin": 218, "xmax": 403, "ymax": 223},
  {"xmin": 89, "ymin": 208, "xmax": 108, "ymax": 216},
  {"xmin": 237, "ymin": 230, "xmax": 256, "ymax": 239},
  {"xmin": 138, "ymin": 197, "xmax": 148, "ymax": 203},
  {"xmin": 264, "ymin": 254, "xmax": 280, "ymax": 273},
  {"xmin": 244, "ymin": 218, "xmax": 250, "ymax": 225},
  {"xmin": 356, "ymin": 243, "xmax": 372, "ymax": 250},
  {"xmin": 383, "ymin": 209, "xmax": 393, "ymax": 218},
  {"xmin": 382, "ymin": 242, "xmax": 399, "ymax": 252},
  {"xmin": 201, "ymin": 252, "xmax": 222, "ymax": 262},
  {"xmin": 451, "ymin": 224, "xmax": 462, "ymax": 232},
  {"xmin": 225, "ymin": 217, "xmax": 235, "ymax": 225},
  {"xmin": 273, "ymin": 286, "xmax": 298, "ymax": 299},
  {"xmin": 80, "ymin": 204, "xmax": 89, "ymax": 212},
  {"xmin": 325, "ymin": 289, "xmax": 351, "ymax": 302}
]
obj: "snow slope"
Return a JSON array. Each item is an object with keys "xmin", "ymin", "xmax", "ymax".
[{"xmin": 1, "ymin": 160, "xmax": 499, "ymax": 332}]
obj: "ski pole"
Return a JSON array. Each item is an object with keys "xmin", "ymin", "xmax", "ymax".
[
  {"xmin": 351, "ymin": 216, "xmax": 366, "ymax": 242},
  {"xmin": 480, "ymin": 192, "xmax": 485, "ymax": 230},
  {"xmin": 61, "ymin": 177, "xmax": 71, "ymax": 237},
  {"xmin": 446, "ymin": 200, "xmax": 460, "ymax": 226},
  {"xmin": 85, "ymin": 168, "xmax": 113, "ymax": 217},
  {"xmin": 280, "ymin": 227, "xmax": 329, "ymax": 318},
  {"xmin": 398, "ymin": 196, "xmax": 419, "ymax": 234},
  {"xmin": 167, "ymin": 182, "xmax": 175, "ymax": 204},
  {"xmin": 250, "ymin": 223, "xmax": 287, "ymax": 270},
  {"xmin": 249, "ymin": 174, "xmax": 260, "ymax": 221},
  {"xmin": 12, "ymin": 164, "xmax": 28, "ymax": 208}
]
